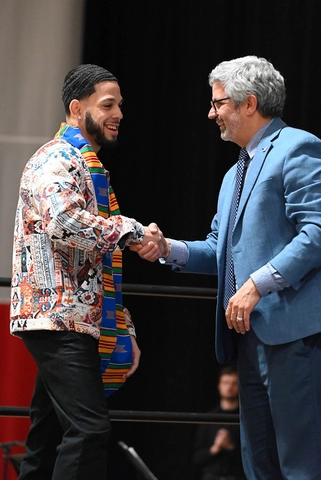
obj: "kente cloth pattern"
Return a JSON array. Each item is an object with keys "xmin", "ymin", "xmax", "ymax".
[
  {"xmin": 55, "ymin": 123, "xmax": 133, "ymax": 396},
  {"xmin": 223, "ymin": 148, "xmax": 249, "ymax": 309}
]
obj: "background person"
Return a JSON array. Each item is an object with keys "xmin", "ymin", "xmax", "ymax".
[{"xmin": 193, "ymin": 365, "xmax": 245, "ymax": 480}]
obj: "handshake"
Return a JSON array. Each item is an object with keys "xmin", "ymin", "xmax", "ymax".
[{"xmin": 131, "ymin": 223, "xmax": 170, "ymax": 262}]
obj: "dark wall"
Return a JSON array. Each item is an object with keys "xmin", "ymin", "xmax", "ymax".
[{"xmin": 82, "ymin": 1, "xmax": 321, "ymax": 478}]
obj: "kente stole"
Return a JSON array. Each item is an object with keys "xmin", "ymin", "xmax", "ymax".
[{"xmin": 55, "ymin": 122, "xmax": 132, "ymax": 397}]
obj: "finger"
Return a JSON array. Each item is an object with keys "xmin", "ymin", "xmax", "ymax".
[
  {"xmin": 139, "ymin": 242, "xmax": 156, "ymax": 253},
  {"xmin": 142, "ymin": 243, "xmax": 160, "ymax": 261},
  {"xmin": 136, "ymin": 242, "xmax": 157, "ymax": 258},
  {"xmin": 243, "ymin": 313, "xmax": 251, "ymax": 332},
  {"xmin": 235, "ymin": 322, "xmax": 246, "ymax": 334},
  {"xmin": 225, "ymin": 303, "xmax": 237, "ymax": 329},
  {"xmin": 142, "ymin": 253, "xmax": 159, "ymax": 262},
  {"xmin": 124, "ymin": 361, "xmax": 138, "ymax": 378},
  {"xmin": 226, "ymin": 302, "xmax": 246, "ymax": 334},
  {"xmin": 233, "ymin": 312, "xmax": 246, "ymax": 334},
  {"xmin": 225, "ymin": 306, "xmax": 233, "ymax": 330},
  {"xmin": 148, "ymin": 222, "xmax": 159, "ymax": 234}
]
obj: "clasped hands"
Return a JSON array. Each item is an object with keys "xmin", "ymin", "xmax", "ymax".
[
  {"xmin": 133, "ymin": 223, "xmax": 262, "ymax": 335},
  {"xmin": 210, "ymin": 428, "xmax": 234, "ymax": 455},
  {"xmin": 131, "ymin": 223, "xmax": 169, "ymax": 262}
]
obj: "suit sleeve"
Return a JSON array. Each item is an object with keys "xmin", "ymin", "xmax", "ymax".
[{"xmin": 268, "ymin": 135, "xmax": 321, "ymax": 289}]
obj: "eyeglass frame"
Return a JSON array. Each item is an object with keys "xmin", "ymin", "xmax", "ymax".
[{"xmin": 210, "ymin": 96, "xmax": 231, "ymax": 113}]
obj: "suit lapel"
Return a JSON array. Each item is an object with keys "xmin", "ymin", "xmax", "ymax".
[
  {"xmin": 221, "ymin": 167, "xmax": 237, "ymax": 232},
  {"xmin": 237, "ymin": 145, "xmax": 269, "ymax": 218},
  {"xmin": 236, "ymin": 118, "xmax": 286, "ymax": 222},
  {"xmin": 218, "ymin": 118, "xmax": 286, "ymax": 267}
]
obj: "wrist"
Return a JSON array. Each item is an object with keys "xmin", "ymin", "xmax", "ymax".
[{"xmin": 164, "ymin": 238, "xmax": 171, "ymax": 259}]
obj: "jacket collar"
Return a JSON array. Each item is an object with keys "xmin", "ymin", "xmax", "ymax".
[{"xmin": 237, "ymin": 117, "xmax": 287, "ymax": 218}]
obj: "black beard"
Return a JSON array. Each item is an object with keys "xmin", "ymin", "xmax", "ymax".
[{"xmin": 85, "ymin": 112, "xmax": 118, "ymax": 150}]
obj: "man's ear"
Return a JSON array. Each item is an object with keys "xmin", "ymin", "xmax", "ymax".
[
  {"xmin": 245, "ymin": 94, "xmax": 258, "ymax": 115},
  {"xmin": 69, "ymin": 99, "xmax": 82, "ymax": 119}
]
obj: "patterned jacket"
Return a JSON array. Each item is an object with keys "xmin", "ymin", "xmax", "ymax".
[{"xmin": 10, "ymin": 138, "xmax": 143, "ymax": 338}]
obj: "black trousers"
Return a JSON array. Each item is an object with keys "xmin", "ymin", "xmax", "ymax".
[{"xmin": 18, "ymin": 331, "xmax": 111, "ymax": 480}]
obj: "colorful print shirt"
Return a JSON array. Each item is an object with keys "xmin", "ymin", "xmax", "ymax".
[{"xmin": 10, "ymin": 138, "xmax": 144, "ymax": 338}]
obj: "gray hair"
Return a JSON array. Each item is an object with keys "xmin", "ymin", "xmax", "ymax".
[{"xmin": 208, "ymin": 55, "xmax": 286, "ymax": 118}]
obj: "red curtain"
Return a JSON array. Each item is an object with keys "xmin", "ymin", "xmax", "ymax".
[{"xmin": 0, "ymin": 303, "xmax": 37, "ymax": 480}]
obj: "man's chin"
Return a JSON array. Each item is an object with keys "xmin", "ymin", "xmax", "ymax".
[{"xmin": 99, "ymin": 137, "xmax": 119, "ymax": 150}]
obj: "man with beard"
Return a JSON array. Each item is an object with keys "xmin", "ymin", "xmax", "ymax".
[
  {"xmin": 193, "ymin": 365, "xmax": 245, "ymax": 480},
  {"xmin": 10, "ymin": 64, "xmax": 167, "ymax": 480},
  {"xmin": 133, "ymin": 56, "xmax": 321, "ymax": 479}
]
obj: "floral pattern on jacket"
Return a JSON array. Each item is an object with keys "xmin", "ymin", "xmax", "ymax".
[{"xmin": 10, "ymin": 138, "xmax": 143, "ymax": 338}]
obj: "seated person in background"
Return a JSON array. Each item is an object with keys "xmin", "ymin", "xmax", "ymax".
[{"xmin": 193, "ymin": 365, "xmax": 245, "ymax": 480}]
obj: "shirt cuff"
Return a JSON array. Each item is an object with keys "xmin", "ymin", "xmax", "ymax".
[
  {"xmin": 250, "ymin": 262, "xmax": 290, "ymax": 296},
  {"xmin": 119, "ymin": 221, "xmax": 144, "ymax": 249},
  {"xmin": 159, "ymin": 239, "xmax": 189, "ymax": 267}
]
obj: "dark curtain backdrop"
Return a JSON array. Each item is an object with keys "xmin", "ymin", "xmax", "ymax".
[{"xmin": 82, "ymin": 1, "xmax": 321, "ymax": 478}]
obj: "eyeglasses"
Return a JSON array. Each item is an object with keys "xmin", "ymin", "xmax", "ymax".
[{"xmin": 210, "ymin": 96, "xmax": 231, "ymax": 113}]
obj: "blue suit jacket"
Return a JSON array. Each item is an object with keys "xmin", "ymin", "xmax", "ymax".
[{"xmin": 182, "ymin": 118, "xmax": 321, "ymax": 363}]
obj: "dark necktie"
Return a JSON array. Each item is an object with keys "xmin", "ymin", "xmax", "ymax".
[{"xmin": 223, "ymin": 147, "xmax": 249, "ymax": 309}]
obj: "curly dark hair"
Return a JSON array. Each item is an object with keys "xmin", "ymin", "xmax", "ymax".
[{"xmin": 62, "ymin": 64, "xmax": 118, "ymax": 114}]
